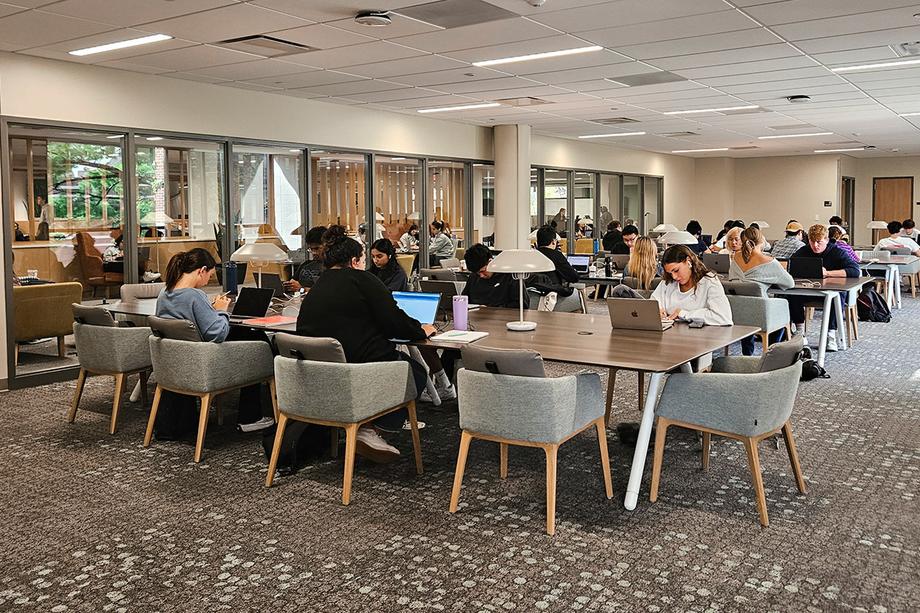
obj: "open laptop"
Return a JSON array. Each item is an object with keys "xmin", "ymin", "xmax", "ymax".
[
  {"xmin": 420, "ymin": 279, "xmax": 460, "ymax": 315},
  {"xmin": 788, "ymin": 257, "xmax": 823, "ymax": 279},
  {"xmin": 567, "ymin": 255, "xmax": 590, "ymax": 274},
  {"xmin": 229, "ymin": 287, "xmax": 274, "ymax": 320},
  {"xmin": 259, "ymin": 273, "xmax": 286, "ymax": 297},
  {"xmin": 607, "ymin": 298, "xmax": 673, "ymax": 332},
  {"xmin": 609, "ymin": 254, "xmax": 631, "ymax": 271},
  {"xmin": 392, "ymin": 291, "xmax": 440, "ymax": 326},
  {"xmin": 702, "ymin": 253, "xmax": 730, "ymax": 274}
]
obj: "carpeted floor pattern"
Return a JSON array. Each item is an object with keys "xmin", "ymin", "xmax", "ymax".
[{"xmin": 1, "ymin": 297, "xmax": 918, "ymax": 612}]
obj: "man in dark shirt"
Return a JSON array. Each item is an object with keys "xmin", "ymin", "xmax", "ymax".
[
  {"xmin": 532, "ymin": 225, "xmax": 579, "ymax": 294},
  {"xmin": 787, "ymin": 224, "xmax": 861, "ymax": 352},
  {"xmin": 609, "ymin": 224, "xmax": 639, "ymax": 255},
  {"xmin": 601, "ymin": 220, "xmax": 623, "ymax": 252},
  {"xmin": 462, "ymin": 243, "xmax": 528, "ymax": 309},
  {"xmin": 286, "ymin": 225, "xmax": 326, "ymax": 292}
]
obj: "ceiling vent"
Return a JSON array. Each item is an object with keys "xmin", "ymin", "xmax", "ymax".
[
  {"xmin": 589, "ymin": 116, "xmax": 639, "ymax": 125},
  {"xmin": 786, "ymin": 95, "xmax": 811, "ymax": 103},
  {"xmin": 218, "ymin": 35, "xmax": 314, "ymax": 57},
  {"xmin": 891, "ymin": 41, "xmax": 920, "ymax": 56},
  {"xmin": 657, "ymin": 131, "xmax": 700, "ymax": 137},
  {"xmin": 496, "ymin": 96, "xmax": 548, "ymax": 107},
  {"xmin": 605, "ymin": 71, "xmax": 686, "ymax": 87},
  {"xmin": 354, "ymin": 11, "xmax": 391, "ymax": 26},
  {"xmin": 398, "ymin": 0, "xmax": 517, "ymax": 28}
]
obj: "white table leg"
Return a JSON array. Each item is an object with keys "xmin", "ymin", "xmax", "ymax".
[
  {"xmin": 832, "ymin": 292, "xmax": 847, "ymax": 351},
  {"xmin": 892, "ymin": 265, "xmax": 902, "ymax": 309},
  {"xmin": 816, "ymin": 292, "xmax": 834, "ymax": 368}
]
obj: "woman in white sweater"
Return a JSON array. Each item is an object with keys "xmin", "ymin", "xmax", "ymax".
[{"xmin": 652, "ymin": 245, "xmax": 733, "ymax": 326}]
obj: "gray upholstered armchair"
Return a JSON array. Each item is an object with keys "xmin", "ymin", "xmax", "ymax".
[
  {"xmin": 266, "ymin": 333, "xmax": 422, "ymax": 506},
  {"xmin": 724, "ymin": 287, "xmax": 791, "ymax": 355},
  {"xmin": 69, "ymin": 304, "xmax": 153, "ymax": 434},
  {"xmin": 142, "ymin": 316, "xmax": 275, "ymax": 463},
  {"xmin": 450, "ymin": 346, "xmax": 613, "ymax": 535},
  {"xmin": 650, "ymin": 338, "xmax": 807, "ymax": 527}
]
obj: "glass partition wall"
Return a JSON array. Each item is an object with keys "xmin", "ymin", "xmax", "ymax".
[
  {"xmin": 310, "ymin": 150, "xmax": 367, "ymax": 242},
  {"xmin": 472, "ymin": 163, "xmax": 494, "ymax": 246}
]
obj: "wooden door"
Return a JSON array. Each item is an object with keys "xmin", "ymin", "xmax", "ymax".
[{"xmin": 873, "ymin": 177, "xmax": 913, "ymax": 242}]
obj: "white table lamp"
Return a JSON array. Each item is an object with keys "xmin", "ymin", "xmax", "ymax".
[
  {"xmin": 657, "ymin": 230, "xmax": 698, "ymax": 246},
  {"xmin": 752, "ymin": 220, "xmax": 770, "ymax": 229},
  {"xmin": 652, "ymin": 223, "xmax": 678, "ymax": 233},
  {"xmin": 867, "ymin": 220, "xmax": 888, "ymax": 229},
  {"xmin": 231, "ymin": 242, "xmax": 288, "ymax": 287},
  {"xmin": 486, "ymin": 249, "xmax": 554, "ymax": 331}
]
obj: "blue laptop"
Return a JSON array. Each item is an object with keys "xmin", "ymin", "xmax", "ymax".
[{"xmin": 392, "ymin": 291, "xmax": 441, "ymax": 326}]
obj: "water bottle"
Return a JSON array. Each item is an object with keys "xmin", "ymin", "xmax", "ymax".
[
  {"xmin": 453, "ymin": 295, "xmax": 468, "ymax": 331},
  {"xmin": 225, "ymin": 261, "xmax": 238, "ymax": 295},
  {"xmin": 604, "ymin": 256, "xmax": 612, "ymax": 277}
]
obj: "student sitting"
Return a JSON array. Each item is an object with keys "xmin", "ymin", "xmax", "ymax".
[
  {"xmin": 788, "ymin": 224, "xmax": 861, "ymax": 351},
  {"xmin": 902, "ymin": 219, "xmax": 919, "ymax": 241},
  {"xmin": 609, "ymin": 224, "xmax": 639, "ymax": 255},
  {"xmin": 601, "ymin": 220, "xmax": 623, "ymax": 251},
  {"xmin": 398, "ymin": 224, "xmax": 420, "ymax": 253},
  {"xmin": 369, "ymin": 238, "xmax": 408, "ymax": 291},
  {"xmin": 155, "ymin": 248, "xmax": 274, "ymax": 439},
  {"xmin": 296, "ymin": 226, "xmax": 435, "ymax": 461},
  {"xmin": 622, "ymin": 236, "xmax": 661, "ymax": 291},
  {"xmin": 828, "ymin": 226, "xmax": 859, "ymax": 264},
  {"xmin": 875, "ymin": 220, "xmax": 920, "ymax": 256},
  {"xmin": 717, "ymin": 225, "xmax": 744, "ymax": 255},
  {"xmin": 286, "ymin": 225, "xmax": 326, "ymax": 293},
  {"xmin": 462, "ymin": 243, "xmax": 528, "ymax": 309},
  {"xmin": 685, "ymin": 220, "xmax": 708, "ymax": 254},
  {"xmin": 729, "ymin": 226, "xmax": 794, "ymax": 355},
  {"xmin": 428, "ymin": 220, "xmax": 455, "ymax": 266},
  {"xmin": 770, "ymin": 221, "xmax": 806, "ymax": 260},
  {"xmin": 653, "ymin": 245, "xmax": 733, "ymax": 326}
]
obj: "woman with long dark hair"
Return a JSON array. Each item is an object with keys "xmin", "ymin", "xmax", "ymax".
[
  {"xmin": 653, "ymin": 245, "xmax": 732, "ymax": 325},
  {"xmin": 369, "ymin": 238, "xmax": 408, "ymax": 291}
]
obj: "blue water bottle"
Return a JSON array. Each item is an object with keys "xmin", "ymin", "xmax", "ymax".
[{"xmin": 225, "ymin": 261, "xmax": 238, "ymax": 295}]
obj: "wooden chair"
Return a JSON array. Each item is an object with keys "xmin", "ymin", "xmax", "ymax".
[
  {"xmin": 266, "ymin": 334, "xmax": 422, "ymax": 505},
  {"xmin": 12, "ymin": 282, "xmax": 83, "ymax": 365},
  {"xmin": 450, "ymin": 346, "xmax": 612, "ymax": 535},
  {"xmin": 75, "ymin": 232, "xmax": 123, "ymax": 297}
]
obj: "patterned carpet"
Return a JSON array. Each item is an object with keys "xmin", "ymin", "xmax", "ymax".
[{"xmin": 1, "ymin": 298, "xmax": 918, "ymax": 612}]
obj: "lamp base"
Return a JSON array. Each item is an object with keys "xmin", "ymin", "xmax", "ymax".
[{"xmin": 506, "ymin": 320, "xmax": 537, "ymax": 332}]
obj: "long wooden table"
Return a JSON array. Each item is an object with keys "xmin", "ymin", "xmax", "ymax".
[
  {"xmin": 95, "ymin": 299, "xmax": 758, "ymax": 511},
  {"xmin": 860, "ymin": 255, "xmax": 920, "ymax": 309}
]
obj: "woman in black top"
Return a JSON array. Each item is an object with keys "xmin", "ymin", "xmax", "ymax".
[
  {"xmin": 296, "ymin": 226, "xmax": 435, "ymax": 461},
  {"xmin": 369, "ymin": 238, "xmax": 408, "ymax": 291}
]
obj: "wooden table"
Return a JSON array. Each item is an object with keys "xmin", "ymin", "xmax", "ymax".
[
  {"xmin": 423, "ymin": 308, "xmax": 759, "ymax": 510},
  {"xmin": 770, "ymin": 277, "xmax": 872, "ymax": 367},
  {"xmin": 860, "ymin": 255, "xmax": 920, "ymax": 309}
]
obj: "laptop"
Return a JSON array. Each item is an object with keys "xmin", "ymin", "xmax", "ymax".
[
  {"xmin": 609, "ymin": 254, "xmax": 631, "ymax": 271},
  {"xmin": 260, "ymin": 273, "xmax": 286, "ymax": 297},
  {"xmin": 420, "ymin": 279, "xmax": 460, "ymax": 314},
  {"xmin": 788, "ymin": 257, "xmax": 823, "ymax": 279},
  {"xmin": 607, "ymin": 298, "xmax": 673, "ymax": 332},
  {"xmin": 392, "ymin": 291, "xmax": 440, "ymax": 326},
  {"xmin": 567, "ymin": 255, "xmax": 590, "ymax": 274},
  {"xmin": 229, "ymin": 287, "xmax": 274, "ymax": 320},
  {"xmin": 702, "ymin": 253, "xmax": 730, "ymax": 274},
  {"xmin": 701, "ymin": 234, "xmax": 712, "ymax": 247}
]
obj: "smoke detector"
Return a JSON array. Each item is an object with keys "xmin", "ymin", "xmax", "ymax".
[
  {"xmin": 786, "ymin": 95, "xmax": 811, "ymax": 103},
  {"xmin": 354, "ymin": 11, "xmax": 391, "ymax": 26}
]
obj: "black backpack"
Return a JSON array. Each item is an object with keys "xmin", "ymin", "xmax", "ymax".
[
  {"xmin": 261, "ymin": 422, "xmax": 333, "ymax": 477},
  {"xmin": 798, "ymin": 346, "xmax": 829, "ymax": 381},
  {"xmin": 856, "ymin": 286, "xmax": 891, "ymax": 323}
]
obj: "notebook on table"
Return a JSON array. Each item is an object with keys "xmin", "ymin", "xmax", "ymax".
[
  {"xmin": 788, "ymin": 257, "xmax": 823, "ymax": 279},
  {"xmin": 607, "ymin": 298, "xmax": 673, "ymax": 332},
  {"xmin": 229, "ymin": 287, "xmax": 274, "ymax": 321}
]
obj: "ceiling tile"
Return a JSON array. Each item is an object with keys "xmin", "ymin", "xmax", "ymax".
[
  {"xmin": 392, "ymin": 16, "xmax": 560, "ymax": 54},
  {"xmin": 775, "ymin": 7, "xmax": 920, "ymax": 42},
  {"xmin": 529, "ymin": 0, "xmax": 728, "ymax": 31},
  {"xmin": 327, "ymin": 12, "xmax": 440, "ymax": 38},
  {"xmin": 391, "ymin": 65, "xmax": 511, "ymax": 87},
  {"xmin": 524, "ymin": 62, "xmax": 653, "ymax": 85},
  {"xmin": 0, "ymin": 10, "xmax": 113, "ymax": 49},
  {"xmin": 810, "ymin": 47, "xmax": 901, "ymax": 66},
  {"xmin": 613, "ymin": 29, "xmax": 781, "ymax": 61},
  {"xmin": 699, "ymin": 66, "xmax": 834, "ymax": 87},
  {"xmin": 247, "ymin": 0, "xmax": 434, "ymax": 23},
  {"xmin": 109, "ymin": 44, "xmax": 261, "ymax": 71},
  {"xmin": 746, "ymin": 0, "xmax": 920, "ymax": 27},
  {"xmin": 282, "ymin": 41, "xmax": 425, "ymax": 69},
  {"xmin": 577, "ymin": 10, "xmax": 757, "ymax": 48},
  {"xmin": 0, "ymin": 4, "xmax": 23, "ymax": 18},
  {"xmin": 179, "ymin": 58, "xmax": 311, "ymax": 80},
  {"xmin": 336, "ymin": 86, "xmax": 446, "ymax": 103},
  {"xmin": 674, "ymin": 56, "xmax": 819, "ymax": 79},
  {"xmin": 340, "ymin": 54, "xmax": 468, "ymax": 79},
  {"xmin": 142, "ymin": 3, "xmax": 313, "ymax": 43},
  {"xmin": 245, "ymin": 69, "xmax": 361, "ymax": 88},
  {"xmin": 444, "ymin": 35, "xmax": 603, "ymax": 64},
  {"xmin": 268, "ymin": 23, "xmax": 375, "ymax": 50},
  {"xmin": 40, "ymin": 0, "xmax": 238, "ymax": 28},
  {"xmin": 285, "ymin": 78, "xmax": 406, "ymax": 97},
  {"xmin": 795, "ymin": 26, "xmax": 920, "ymax": 55},
  {"xmin": 652, "ymin": 44, "xmax": 802, "ymax": 71},
  {"xmin": 497, "ymin": 50, "xmax": 633, "ymax": 77},
  {"xmin": 375, "ymin": 94, "xmax": 482, "ymax": 109},
  {"xmin": 167, "ymin": 71, "xmax": 231, "ymax": 84},
  {"xmin": 433, "ymin": 76, "xmax": 544, "ymax": 94}
]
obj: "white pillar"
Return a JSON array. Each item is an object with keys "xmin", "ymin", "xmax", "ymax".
[{"xmin": 493, "ymin": 124, "xmax": 531, "ymax": 250}]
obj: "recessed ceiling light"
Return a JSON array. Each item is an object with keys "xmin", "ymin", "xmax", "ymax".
[
  {"xmin": 814, "ymin": 147, "xmax": 865, "ymax": 153},
  {"xmin": 663, "ymin": 105, "xmax": 759, "ymax": 115},
  {"xmin": 145, "ymin": 136, "xmax": 163, "ymax": 141},
  {"xmin": 898, "ymin": 112, "xmax": 920, "ymax": 117},
  {"xmin": 832, "ymin": 58, "xmax": 920, "ymax": 72},
  {"xmin": 757, "ymin": 132, "xmax": 832, "ymax": 140},
  {"xmin": 472, "ymin": 45, "xmax": 602, "ymax": 67},
  {"xmin": 671, "ymin": 148, "xmax": 729, "ymax": 153},
  {"xmin": 578, "ymin": 132, "xmax": 646, "ymax": 139},
  {"xmin": 417, "ymin": 102, "xmax": 500, "ymax": 113},
  {"xmin": 69, "ymin": 33, "xmax": 172, "ymax": 56}
]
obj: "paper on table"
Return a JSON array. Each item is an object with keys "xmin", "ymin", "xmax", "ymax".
[{"xmin": 430, "ymin": 330, "xmax": 489, "ymax": 344}]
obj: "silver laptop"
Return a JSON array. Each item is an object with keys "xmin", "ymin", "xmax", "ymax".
[
  {"xmin": 607, "ymin": 298, "xmax": 673, "ymax": 332},
  {"xmin": 702, "ymin": 253, "xmax": 730, "ymax": 274}
]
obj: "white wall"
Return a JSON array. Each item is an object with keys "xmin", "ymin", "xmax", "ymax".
[
  {"xmin": 853, "ymin": 156, "xmax": 920, "ymax": 245},
  {"xmin": 693, "ymin": 158, "xmax": 736, "ymax": 237}
]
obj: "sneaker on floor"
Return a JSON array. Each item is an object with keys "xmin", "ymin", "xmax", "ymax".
[
  {"xmin": 143, "ymin": 271, "xmax": 162, "ymax": 282},
  {"xmin": 402, "ymin": 419, "xmax": 426, "ymax": 431},
  {"xmin": 436, "ymin": 383, "xmax": 456, "ymax": 401},
  {"xmin": 237, "ymin": 416, "xmax": 275, "ymax": 432},
  {"xmin": 825, "ymin": 331, "xmax": 838, "ymax": 353},
  {"xmin": 355, "ymin": 428, "xmax": 400, "ymax": 463}
]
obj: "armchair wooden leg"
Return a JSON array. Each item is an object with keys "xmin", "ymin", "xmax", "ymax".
[
  {"xmin": 265, "ymin": 413, "xmax": 288, "ymax": 487},
  {"xmin": 57, "ymin": 336, "xmax": 66, "ymax": 358},
  {"xmin": 68, "ymin": 368, "xmax": 87, "ymax": 423},
  {"xmin": 649, "ymin": 417, "xmax": 670, "ymax": 502},
  {"xmin": 604, "ymin": 367, "xmax": 618, "ymax": 425},
  {"xmin": 109, "ymin": 373, "xmax": 126, "ymax": 435},
  {"xmin": 268, "ymin": 378, "xmax": 279, "ymax": 423},
  {"xmin": 143, "ymin": 386, "xmax": 163, "ymax": 447},
  {"xmin": 743, "ymin": 437, "xmax": 769, "ymax": 527},
  {"xmin": 449, "ymin": 431, "xmax": 473, "ymax": 513},
  {"xmin": 637, "ymin": 371, "xmax": 645, "ymax": 411},
  {"xmin": 786, "ymin": 324, "xmax": 793, "ymax": 340},
  {"xmin": 193, "ymin": 393, "xmax": 211, "ymax": 463},
  {"xmin": 499, "ymin": 442, "xmax": 508, "ymax": 479},
  {"xmin": 407, "ymin": 401, "xmax": 423, "ymax": 475},
  {"xmin": 595, "ymin": 418, "xmax": 613, "ymax": 499},
  {"xmin": 342, "ymin": 423, "xmax": 359, "ymax": 505},
  {"xmin": 701, "ymin": 431, "xmax": 711, "ymax": 470},
  {"xmin": 759, "ymin": 332, "xmax": 769, "ymax": 354},
  {"xmin": 14, "ymin": 344, "xmax": 19, "ymax": 366},
  {"xmin": 782, "ymin": 421, "xmax": 807, "ymax": 494},
  {"xmin": 911, "ymin": 273, "xmax": 917, "ymax": 298},
  {"xmin": 544, "ymin": 444, "xmax": 559, "ymax": 535}
]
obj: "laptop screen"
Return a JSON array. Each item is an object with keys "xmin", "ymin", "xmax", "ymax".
[
  {"xmin": 788, "ymin": 257, "xmax": 823, "ymax": 279},
  {"xmin": 567, "ymin": 255, "xmax": 590, "ymax": 271},
  {"xmin": 393, "ymin": 291, "xmax": 441, "ymax": 325},
  {"xmin": 231, "ymin": 287, "xmax": 274, "ymax": 317}
]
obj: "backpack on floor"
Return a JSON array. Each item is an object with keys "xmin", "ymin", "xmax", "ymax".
[
  {"xmin": 261, "ymin": 422, "xmax": 332, "ymax": 477},
  {"xmin": 798, "ymin": 346, "xmax": 829, "ymax": 381},
  {"xmin": 856, "ymin": 286, "xmax": 891, "ymax": 323}
]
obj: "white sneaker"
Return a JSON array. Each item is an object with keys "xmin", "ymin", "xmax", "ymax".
[
  {"xmin": 825, "ymin": 331, "xmax": 838, "ymax": 353},
  {"xmin": 355, "ymin": 427, "xmax": 400, "ymax": 463},
  {"xmin": 402, "ymin": 419, "xmax": 426, "ymax": 431},
  {"xmin": 143, "ymin": 271, "xmax": 161, "ymax": 282},
  {"xmin": 238, "ymin": 416, "xmax": 275, "ymax": 432},
  {"xmin": 436, "ymin": 383, "xmax": 456, "ymax": 401}
]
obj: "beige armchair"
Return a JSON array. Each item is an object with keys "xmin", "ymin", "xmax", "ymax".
[{"xmin": 12, "ymin": 282, "xmax": 83, "ymax": 365}]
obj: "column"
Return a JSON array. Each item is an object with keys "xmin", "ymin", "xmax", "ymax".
[{"xmin": 493, "ymin": 124, "xmax": 531, "ymax": 250}]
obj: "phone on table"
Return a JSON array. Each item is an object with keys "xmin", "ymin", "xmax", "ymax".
[{"xmin": 688, "ymin": 320, "xmax": 705, "ymax": 328}]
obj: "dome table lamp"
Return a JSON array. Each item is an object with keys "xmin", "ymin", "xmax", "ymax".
[
  {"xmin": 486, "ymin": 249, "xmax": 554, "ymax": 331},
  {"xmin": 231, "ymin": 242, "xmax": 289, "ymax": 287},
  {"xmin": 652, "ymin": 223, "xmax": 678, "ymax": 233},
  {"xmin": 751, "ymin": 220, "xmax": 770, "ymax": 229},
  {"xmin": 866, "ymin": 220, "xmax": 888, "ymax": 230},
  {"xmin": 657, "ymin": 230, "xmax": 699, "ymax": 247}
]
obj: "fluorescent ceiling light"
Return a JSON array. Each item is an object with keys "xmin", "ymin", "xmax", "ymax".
[
  {"xmin": 832, "ymin": 58, "xmax": 920, "ymax": 72},
  {"xmin": 390, "ymin": 157, "xmax": 406, "ymax": 160},
  {"xmin": 663, "ymin": 105, "xmax": 759, "ymax": 115},
  {"xmin": 417, "ymin": 102, "xmax": 500, "ymax": 114},
  {"xmin": 472, "ymin": 45, "xmax": 602, "ymax": 67},
  {"xmin": 814, "ymin": 147, "xmax": 865, "ymax": 153},
  {"xmin": 671, "ymin": 148, "xmax": 729, "ymax": 153},
  {"xmin": 898, "ymin": 112, "xmax": 920, "ymax": 117},
  {"xmin": 579, "ymin": 132, "xmax": 646, "ymax": 139},
  {"xmin": 757, "ymin": 132, "xmax": 832, "ymax": 140},
  {"xmin": 289, "ymin": 149, "xmax": 300, "ymax": 152},
  {"xmin": 145, "ymin": 136, "xmax": 163, "ymax": 141},
  {"xmin": 105, "ymin": 135, "xmax": 123, "ymax": 139},
  {"xmin": 69, "ymin": 33, "xmax": 172, "ymax": 57}
]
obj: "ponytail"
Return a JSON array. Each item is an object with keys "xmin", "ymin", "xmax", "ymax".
[
  {"xmin": 740, "ymin": 226, "xmax": 763, "ymax": 263},
  {"xmin": 164, "ymin": 248, "xmax": 217, "ymax": 290}
]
